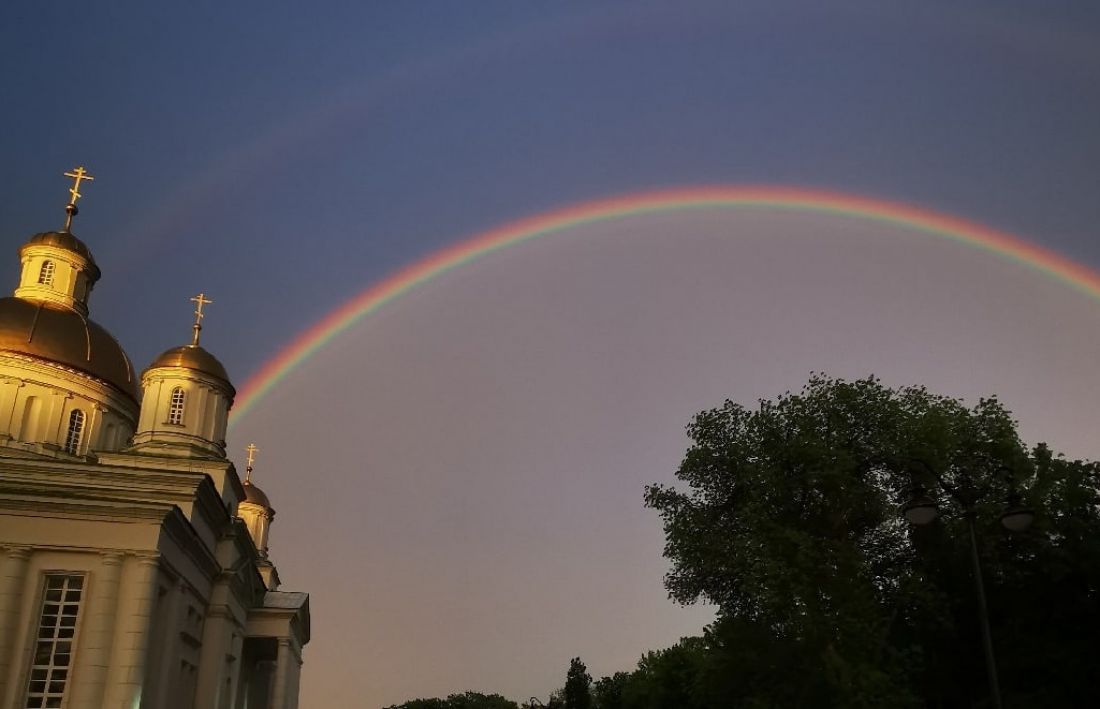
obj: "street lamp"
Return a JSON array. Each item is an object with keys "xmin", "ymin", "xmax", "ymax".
[
  {"xmin": 901, "ymin": 488, "xmax": 939, "ymax": 526},
  {"xmin": 902, "ymin": 476, "xmax": 1033, "ymax": 709},
  {"xmin": 1000, "ymin": 493, "xmax": 1035, "ymax": 533}
]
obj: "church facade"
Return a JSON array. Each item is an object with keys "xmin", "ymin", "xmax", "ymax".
[{"xmin": 0, "ymin": 169, "xmax": 309, "ymax": 709}]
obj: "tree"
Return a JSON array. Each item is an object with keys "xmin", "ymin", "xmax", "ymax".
[
  {"xmin": 384, "ymin": 692, "xmax": 520, "ymax": 709},
  {"xmin": 592, "ymin": 672, "xmax": 629, "ymax": 709},
  {"xmin": 563, "ymin": 657, "xmax": 592, "ymax": 709},
  {"xmin": 645, "ymin": 375, "xmax": 1100, "ymax": 707},
  {"xmin": 620, "ymin": 638, "xmax": 707, "ymax": 709}
]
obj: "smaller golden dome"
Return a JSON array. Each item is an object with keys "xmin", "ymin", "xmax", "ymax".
[
  {"xmin": 147, "ymin": 345, "xmax": 235, "ymax": 394},
  {"xmin": 21, "ymin": 231, "xmax": 101, "ymax": 282},
  {"xmin": 242, "ymin": 479, "xmax": 273, "ymax": 511}
]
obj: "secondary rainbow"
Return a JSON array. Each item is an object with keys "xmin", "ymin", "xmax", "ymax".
[{"xmin": 228, "ymin": 185, "xmax": 1100, "ymax": 426}]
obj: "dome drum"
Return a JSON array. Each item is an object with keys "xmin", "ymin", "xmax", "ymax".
[
  {"xmin": 239, "ymin": 480, "xmax": 275, "ymax": 559},
  {"xmin": 0, "ymin": 352, "xmax": 137, "ymax": 455},
  {"xmin": 130, "ymin": 346, "xmax": 234, "ymax": 460},
  {"xmin": 16, "ymin": 232, "xmax": 101, "ymax": 314}
]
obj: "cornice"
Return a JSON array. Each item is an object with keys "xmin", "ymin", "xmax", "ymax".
[
  {"xmin": 0, "ymin": 350, "xmax": 138, "ymax": 414},
  {"xmin": 0, "ymin": 466, "xmax": 209, "ymax": 508},
  {"xmin": 160, "ymin": 505, "xmax": 221, "ymax": 580}
]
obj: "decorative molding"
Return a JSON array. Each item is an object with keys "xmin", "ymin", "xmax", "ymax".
[
  {"xmin": 3, "ymin": 544, "xmax": 32, "ymax": 559},
  {"xmin": 100, "ymin": 551, "xmax": 125, "ymax": 565}
]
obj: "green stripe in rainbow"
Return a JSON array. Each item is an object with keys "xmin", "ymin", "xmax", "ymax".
[{"xmin": 228, "ymin": 185, "xmax": 1100, "ymax": 426}]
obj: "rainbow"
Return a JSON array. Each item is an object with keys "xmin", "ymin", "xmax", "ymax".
[{"xmin": 228, "ymin": 185, "xmax": 1100, "ymax": 426}]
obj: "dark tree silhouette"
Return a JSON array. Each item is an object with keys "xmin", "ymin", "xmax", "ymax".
[
  {"xmin": 563, "ymin": 657, "xmax": 592, "ymax": 709},
  {"xmin": 645, "ymin": 375, "xmax": 1100, "ymax": 707},
  {"xmin": 384, "ymin": 691, "xmax": 520, "ymax": 709}
]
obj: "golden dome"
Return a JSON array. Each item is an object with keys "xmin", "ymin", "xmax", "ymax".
[
  {"xmin": 147, "ymin": 345, "xmax": 235, "ymax": 393},
  {"xmin": 21, "ymin": 231, "xmax": 101, "ymax": 282},
  {"xmin": 242, "ymin": 479, "xmax": 273, "ymax": 511},
  {"xmin": 0, "ymin": 296, "xmax": 137, "ymax": 400}
]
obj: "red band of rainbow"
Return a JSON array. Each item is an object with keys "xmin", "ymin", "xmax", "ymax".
[{"xmin": 229, "ymin": 185, "xmax": 1100, "ymax": 426}]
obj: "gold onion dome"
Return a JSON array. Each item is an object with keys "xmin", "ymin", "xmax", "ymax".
[
  {"xmin": 21, "ymin": 231, "xmax": 100, "ymax": 281},
  {"xmin": 242, "ymin": 479, "xmax": 273, "ymax": 511},
  {"xmin": 0, "ymin": 296, "xmax": 137, "ymax": 400},
  {"xmin": 147, "ymin": 344, "xmax": 235, "ymax": 395}
]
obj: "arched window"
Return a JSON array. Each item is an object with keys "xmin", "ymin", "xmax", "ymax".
[
  {"xmin": 168, "ymin": 387, "xmax": 186, "ymax": 425},
  {"xmin": 38, "ymin": 261, "xmax": 55, "ymax": 286},
  {"xmin": 64, "ymin": 409, "xmax": 85, "ymax": 455}
]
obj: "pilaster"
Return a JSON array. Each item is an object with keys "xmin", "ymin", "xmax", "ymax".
[
  {"xmin": 68, "ymin": 552, "xmax": 123, "ymax": 709},
  {"xmin": 194, "ymin": 605, "xmax": 236, "ymax": 709},
  {"xmin": 270, "ymin": 638, "xmax": 292, "ymax": 709},
  {"xmin": 103, "ymin": 554, "xmax": 159, "ymax": 709},
  {"xmin": 0, "ymin": 546, "xmax": 31, "ymax": 703},
  {"xmin": 146, "ymin": 578, "xmax": 187, "ymax": 709}
]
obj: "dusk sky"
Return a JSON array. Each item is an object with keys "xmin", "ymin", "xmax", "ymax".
[{"xmin": 3, "ymin": 1, "xmax": 1100, "ymax": 706}]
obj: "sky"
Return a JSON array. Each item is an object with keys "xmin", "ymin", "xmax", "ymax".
[{"xmin": 3, "ymin": 1, "xmax": 1100, "ymax": 706}]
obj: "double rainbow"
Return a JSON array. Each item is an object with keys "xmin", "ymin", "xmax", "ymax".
[{"xmin": 229, "ymin": 186, "xmax": 1100, "ymax": 426}]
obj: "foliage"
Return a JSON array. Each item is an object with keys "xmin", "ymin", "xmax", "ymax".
[
  {"xmin": 387, "ymin": 376, "xmax": 1100, "ymax": 708},
  {"xmin": 383, "ymin": 691, "xmax": 520, "ymax": 709},
  {"xmin": 619, "ymin": 637, "xmax": 708, "ymax": 709},
  {"xmin": 642, "ymin": 374, "xmax": 1100, "ymax": 707},
  {"xmin": 592, "ymin": 672, "xmax": 629, "ymax": 709},
  {"xmin": 563, "ymin": 657, "xmax": 593, "ymax": 709}
]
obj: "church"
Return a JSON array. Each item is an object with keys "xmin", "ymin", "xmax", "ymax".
[{"xmin": 0, "ymin": 168, "xmax": 310, "ymax": 709}]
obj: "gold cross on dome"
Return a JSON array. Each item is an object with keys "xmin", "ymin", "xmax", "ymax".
[
  {"xmin": 190, "ymin": 292, "xmax": 213, "ymax": 345},
  {"xmin": 64, "ymin": 166, "xmax": 94, "ymax": 206},
  {"xmin": 62, "ymin": 165, "xmax": 95, "ymax": 230},
  {"xmin": 245, "ymin": 443, "xmax": 259, "ymax": 481}
]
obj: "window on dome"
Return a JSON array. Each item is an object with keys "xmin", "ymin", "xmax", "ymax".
[
  {"xmin": 63, "ymin": 410, "xmax": 85, "ymax": 455},
  {"xmin": 23, "ymin": 574, "xmax": 84, "ymax": 709},
  {"xmin": 168, "ymin": 387, "xmax": 186, "ymax": 425},
  {"xmin": 37, "ymin": 261, "xmax": 55, "ymax": 286}
]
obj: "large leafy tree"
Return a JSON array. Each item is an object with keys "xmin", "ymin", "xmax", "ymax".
[
  {"xmin": 563, "ymin": 657, "xmax": 593, "ymax": 709},
  {"xmin": 645, "ymin": 375, "xmax": 1100, "ymax": 707}
]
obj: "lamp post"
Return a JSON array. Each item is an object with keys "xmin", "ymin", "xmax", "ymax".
[{"xmin": 902, "ymin": 477, "xmax": 1034, "ymax": 709}]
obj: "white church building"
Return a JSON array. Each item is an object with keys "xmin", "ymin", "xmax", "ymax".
[{"xmin": 0, "ymin": 168, "xmax": 309, "ymax": 709}]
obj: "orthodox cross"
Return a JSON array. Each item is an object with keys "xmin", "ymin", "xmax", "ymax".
[
  {"xmin": 245, "ymin": 443, "xmax": 259, "ymax": 482},
  {"xmin": 62, "ymin": 165, "xmax": 95, "ymax": 230},
  {"xmin": 190, "ymin": 292, "xmax": 213, "ymax": 346}
]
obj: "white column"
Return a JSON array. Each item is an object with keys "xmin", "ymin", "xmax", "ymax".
[
  {"xmin": 270, "ymin": 639, "xmax": 292, "ymax": 709},
  {"xmin": 0, "ymin": 379, "xmax": 24, "ymax": 438},
  {"xmin": 103, "ymin": 555, "xmax": 159, "ymax": 709},
  {"xmin": 49, "ymin": 391, "xmax": 72, "ymax": 447},
  {"xmin": 147, "ymin": 578, "xmax": 186, "ymax": 709},
  {"xmin": 83, "ymin": 404, "xmax": 101, "ymax": 453},
  {"xmin": 287, "ymin": 652, "xmax": 303, "ymax": 709},
  {"xmin": 193, "ymin": 385, "xmax": 209, "ymax": 440},
  {"xmin": 69, "ymin": 552, "xmax": 123, "ymax": 709},
  {"xmin": 0, "ymin": 546, "xmax": 31, "ymax": 703},
  {"xmin": 194, "ymin": 606, "xmax": 234, "ymax": 709}
]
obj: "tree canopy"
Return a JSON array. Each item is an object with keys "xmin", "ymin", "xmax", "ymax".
[
  {"xmin": 644, "ymin": 374, "xmax": 1100, "ymax": 707},
  {"xmin": 563, "ymin": 657, "xmax": 593, "ymax": 709},
  {"xmin": 383, "ymin": 692, "xmax": 520, "ymax": 709},
  {"xmin": 385, "ymin": 376, "xmax": 1100, "ymax": 708}
]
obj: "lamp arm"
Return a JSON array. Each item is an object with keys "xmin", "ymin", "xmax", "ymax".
[{"xmin": 905, "ymin": 456, "xmax": 962, "ymax": 502}]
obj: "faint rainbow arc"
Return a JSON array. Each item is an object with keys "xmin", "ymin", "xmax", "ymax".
[{"xmin": 228, "ymin": 185, "xmax": 1100, "ymax": 426}]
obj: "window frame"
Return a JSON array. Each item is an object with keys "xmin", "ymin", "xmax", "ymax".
[
  {"xmin": 23, "ymin": 573, "xmax": 85, "ymax": 709},
  {"xmin": 166, "ymin": 386, "xmax": 186, "ymax": 426},
  {"xmin": 37, "ymin": 261, "xmax": 55, "ymax": 287},
  {"xmin": 63, "ymin": 410, "xmax": 85, "ymax": 455}
]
